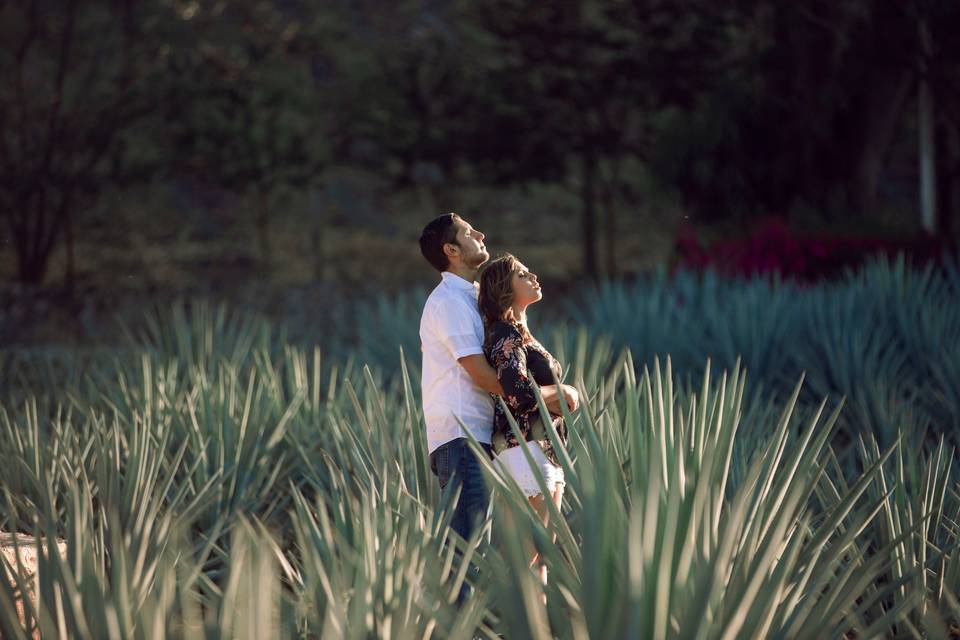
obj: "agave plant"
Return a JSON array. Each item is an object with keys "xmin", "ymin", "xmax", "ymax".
[
  {"xmin": 464, "ymin": 359, "xmax": 935, "ymax": 639},
  {"xmin": 1, "ymin": 258, "xmax": 959, "ymax": 637}
]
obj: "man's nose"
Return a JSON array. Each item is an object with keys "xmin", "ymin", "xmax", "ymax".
[{"xmin": 476, "ymin": 230, "xmax": 485, "ymax": 241}]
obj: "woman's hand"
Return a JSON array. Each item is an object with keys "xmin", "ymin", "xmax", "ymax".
[
  {"xmin": 541, "ymin": 384, "xmax": 580, "ymax": 415},
  {"xmin": 560, "ymin": 384, "xmax": 580, "ymax": 412}
]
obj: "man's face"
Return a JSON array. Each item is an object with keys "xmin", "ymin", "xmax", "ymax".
[{"xmin": 449, "ymin": 218, "xmax": 489, "ymax": 269}]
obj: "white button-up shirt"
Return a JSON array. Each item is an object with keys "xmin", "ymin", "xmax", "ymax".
[{"xmin": 420, "ymin": 271, "xmax": 494, "ymax": 453}]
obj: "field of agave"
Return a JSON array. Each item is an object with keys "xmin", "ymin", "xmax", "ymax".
[{"xmin": 1, "ymin": 255, "xmax": 959, "ymax": 638}]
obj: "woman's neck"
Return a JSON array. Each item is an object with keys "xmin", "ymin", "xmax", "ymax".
[{"xmin": 509, "ymin": 304, "xmax": 528, "ymax": 325}]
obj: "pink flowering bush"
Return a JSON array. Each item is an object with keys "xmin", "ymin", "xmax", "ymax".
[{"xmin": 675, "ymin": 217, "xmax": 953, "ymax": 281}]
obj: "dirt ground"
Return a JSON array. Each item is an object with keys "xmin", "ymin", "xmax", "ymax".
[{"xmin": 1, "ymin": 532, "xmax": 67, "ymax": 637}]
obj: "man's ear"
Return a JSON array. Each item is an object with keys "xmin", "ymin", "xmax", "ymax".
[{"xmin": 442, "ymin": 243, "xmax": 459, "ymax": 259}]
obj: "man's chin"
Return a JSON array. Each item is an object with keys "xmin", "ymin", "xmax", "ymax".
[{"xmin": 471, "ymin": 252, "xmax": 490, "ymax": 268}]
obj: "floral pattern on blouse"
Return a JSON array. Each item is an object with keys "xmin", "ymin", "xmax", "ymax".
[{"xmin": 484, "ymin": 320, "xmax": 568, "ymax": 464}]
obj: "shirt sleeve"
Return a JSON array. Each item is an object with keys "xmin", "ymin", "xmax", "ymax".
[
  {"xmin": 489, "ymin": 323, "xmax": 538, "ymax": 416},
  {"xmin": 431, "ymin": 298, "xmax": 484, "ymax": 360}
]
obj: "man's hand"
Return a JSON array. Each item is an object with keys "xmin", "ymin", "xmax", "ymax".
[
  {"xmin": 458, "ymin": 354, "xmax": 505, "ymax": 397},
  {"xmin": 541, "ymin": 384, "xmax": 580, "ymax": 415}
]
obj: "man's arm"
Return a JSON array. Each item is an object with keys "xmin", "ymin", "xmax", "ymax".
[
  {"xmin": 458, "ymin": 354, "xmax": 505, "ymax": 397},
  {"xmin": 459, "ymin": 352, "xmax": 579, "ymax": 413}
]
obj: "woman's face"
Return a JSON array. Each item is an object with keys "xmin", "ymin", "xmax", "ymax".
[{"xmin": 510, "ymin": 261, "xmax": 542, "ymax": 308}]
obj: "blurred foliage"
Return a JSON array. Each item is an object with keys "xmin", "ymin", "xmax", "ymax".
[
  {"xmin": 4, "ymin": 256, "xmax": 958, "ymax": 453},
  {"xmin": 2, "ymin": 0, "xmax": 960, "ymax": 286},
  {"xmin": 0, "ymin": 0, "xmax": 167, "ymax": 284},
  {"xmin": 157, "ymin": 1, "xmax": 328, "ymax": 262},
  {"xmin": 676, "ymin": 216, "xmax": 953, "ymax": 279}
]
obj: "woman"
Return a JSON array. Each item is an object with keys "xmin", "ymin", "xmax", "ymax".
[{"xmin": 478, "ymin": 253, "xmax": 579, "ymax": 585}]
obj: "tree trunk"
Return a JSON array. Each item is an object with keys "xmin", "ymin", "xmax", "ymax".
[
  {"xmin": 851, "ymin": 69, "xmax": 914, "ymax": 217},
  {"xmin": 919, "ymin": 81, "xmax": 937, "ymax": 235},
  {"xmin": 17, "ymin": 244, "xmax": 51, "ymax": 285},
  {"xmin": 312, "ymin": 202, "xmax": 325, "ymax": 281},
  {"xmin": 256, "ymin": 189, "xmax": 271, "ymax": 270},
  {"xmin": 603, "ymin": 201, "xmax": 616, "ymax": 278},
  {"xmin": 938, "ymin": 118, "xmax": 959, "ymax": 237},
  {"xmin": 919, "ymin": 19, "xmax": 936, "ymax": 234},
  {"xmin": 63, "ymin": 204, "xmax": 75, "ymax": 295},
  {"xmin": 14, "ymin": 194, "xmax": 60, "ymax": 286},
  {"xmin": 581, "ymin": 153, "xmax": 598, "ymax": 279},
  {"xmin": 602, "ymin": 159, "xmax": 621, "ymax": 278}
]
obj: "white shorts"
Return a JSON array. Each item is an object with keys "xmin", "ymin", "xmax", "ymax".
[{"xmin": 494, "ymin": 441, "xmax": 565, "ymax": 498}]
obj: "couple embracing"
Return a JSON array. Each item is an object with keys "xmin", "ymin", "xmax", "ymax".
[{"xmin": 418, "ymin": 213, "xmax": 580, "ymax": 589}]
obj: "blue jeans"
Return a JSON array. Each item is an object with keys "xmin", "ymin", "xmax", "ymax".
[{"xmin": 430, "ymin": 438, "xmax": 494, "ymax": 543}]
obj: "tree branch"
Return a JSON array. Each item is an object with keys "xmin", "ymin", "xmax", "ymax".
[
  {"xmin": 39, "ymin": 189, "xmax": 70, "ymax": 264},
  {"xmin": 27, "ymin": 187, "xmax": 47, "ymax": 277},
  {"xmin": 40, "ymin": 0, "xmax": 79, "ymax": 178},
  {"xmin": 13, "ymin": 0, "xmax": 40, "ymax": 166}
]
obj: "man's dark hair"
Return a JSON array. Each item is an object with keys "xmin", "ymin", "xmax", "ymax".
[{"xmin": 419, "ymin": 213, "xmax": 461, "ymax": 272}]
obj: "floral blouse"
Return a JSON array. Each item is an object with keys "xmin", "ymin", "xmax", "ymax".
[{"xmin": 484, "ymin": 320, "xmax": 567, "ymax": 464}]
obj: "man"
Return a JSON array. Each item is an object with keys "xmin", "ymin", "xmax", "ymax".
[
  {"xmin": 419, "ymin": 213, "xmax": 501, "ymax": 545},
  {"xmin": 418, "ymin": 213, "xmax": 576, "ymax": 543}
]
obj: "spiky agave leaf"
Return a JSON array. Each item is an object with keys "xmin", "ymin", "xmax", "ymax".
[{"xmin": 469, "ymin": 358, "xmax": 927, "ymax": 639}]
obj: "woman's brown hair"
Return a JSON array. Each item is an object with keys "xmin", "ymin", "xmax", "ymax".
[{"xmin": 478, "ymin": 253, "xmax": 533, "ymax": 344}]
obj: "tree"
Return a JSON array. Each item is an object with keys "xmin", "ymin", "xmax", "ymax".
[
  {"xmin": 647, "ymin": 0, "xmax": 960, "ymax": 222},
  {"xmin": 0, "ymin": 0, "xmax": 161, "ymax": 287},
  {"xmin": 313, "ymin": 0, "xmax": 500, "ymax": 201},
  {"xmin": 472, "ymin": 0, "xmax": 732, "ymax": 277},
  {"xmin": 160, "ymin": 1, "xmax": 327, "ymax": 268}
]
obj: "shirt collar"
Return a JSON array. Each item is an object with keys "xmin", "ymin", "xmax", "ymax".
[{"xmin": 441, "ymin": 271, "xmax": 479, "ymax": 293}]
